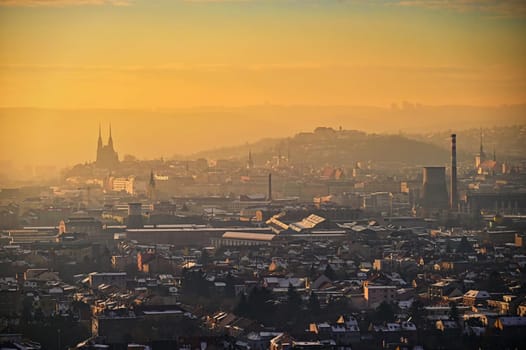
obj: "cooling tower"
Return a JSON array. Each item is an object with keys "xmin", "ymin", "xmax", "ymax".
[{"xmin": 421, "ymin": 167, "xmax": 449, "ymax": 210}]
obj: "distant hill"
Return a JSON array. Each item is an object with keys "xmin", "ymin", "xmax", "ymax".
[
  {"xmin": 1, "ymin": 104, "xmax": 524, "ymax": 168},
  {"xmin": 190, "ymin": 127, "xmax": 450, "ymax": 166},
  {"xmin": 190, "ymin": 123, "xmax": 526, "ymax": 166},
  {"xmin": 405, "ymin": 125, "xmax": 526, "ymax": 161}
]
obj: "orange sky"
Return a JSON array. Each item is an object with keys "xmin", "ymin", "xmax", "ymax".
[
  {"xmin": 0, "ymin": 0, "xmax": 525, "ymax": 108},
  {"xmin": 0, "ymin": 0, "xmax": 525, "ymax": 173}
]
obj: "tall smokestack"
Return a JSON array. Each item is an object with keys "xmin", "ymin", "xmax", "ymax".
[
  {"xmin": 268, "ymin": 173, "xmax": 272, "ymax": 201},
  {"xmin": 450, "ymin": 134, "xmax": 458, "ymax": 210}
]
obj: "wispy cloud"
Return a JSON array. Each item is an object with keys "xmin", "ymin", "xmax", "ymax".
[
  {"xmin": 182, "ymin": 0, "xmax": 251, "ymax": 2},
  {"xmin": 0, "ymin": 63, "xmax": 230, "ymax": 72},
  {"xmin": 8, "ymin": 0, "xmax": 521, "ymax": 15},
  {"xmin": 182, "ymin": 0, "xmax": 526, "ymax": 17},
  {"xmin": 0, "ymin": 62, "xmax": 489, "ymax": 76},
  {"xmin": 0, "ymin": 0, "xmax": 131, "ymax": 7},
  {"xmin": 247, "ymin": 62, "xmax": 325, "ymax": 71},
  {"xmin": 396, "ymin": 0, "xmax": 526, "ymax": 18}
]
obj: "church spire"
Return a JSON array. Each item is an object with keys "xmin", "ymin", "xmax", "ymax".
[
  {"xmin": 97, "ymin": 123, "xmax": 103, "ymax": 149},
  {"xmin": 149, "ymin": 169, "xmax": 156, "ymax": 187},
  {"xmin": 247, "ymin": 149, "xmax": 254, "ymax": 169},
  {"xmin": 96, "ymin": 123, "xmax": 103, "ymax": 163},
  {"xmin": 95, "ymin": 123, "xmax": 119, "ymax": 169},
  {"xmin": 148, "ymin": 169, "xmax": 156, "ymax": 202},
  {"xmin": 108, "ymin": 123, "xmax": 114, "ymax": 149},
  {"xmin": 479, "ymin": 128, "xmax": 485, "ymax": 158}
]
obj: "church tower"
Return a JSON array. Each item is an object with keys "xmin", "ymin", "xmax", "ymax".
[
  {"xmin": 97, "ymin": 123, "xmax": 102, "ymax": 153},
  {"xmin": 108, "ymin": 123, "xmax": 114, "ymax": 150},
  {"xmin": 147, "ymin": 169, "xmax": 156, "ymax": 202},
  {"xmin": 96, "ymin": 123, "xmax": 103, "ymax": 162},
  {"xmin": 475, "ymin": 128, "xmax": 486, "ymax": 169},
  {"xmin": 95, "ymin": 124, "xmax": 119, "ymax": 169},
  {"xmin": 247, "ymin": 149, "xmax": 254, "ymax": 170},
  {"xmin": 479, "ymin": 128, "xmax": 485, "ymax": 159}
]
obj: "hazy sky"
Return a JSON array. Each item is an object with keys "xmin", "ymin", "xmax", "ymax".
[
  {"xmin": 0, "ymin": 0, "xmax": 525, "ymax": 170},
  {"xmin": 0, "ymin": 0, "xmax": 525, "ymax": 108}
]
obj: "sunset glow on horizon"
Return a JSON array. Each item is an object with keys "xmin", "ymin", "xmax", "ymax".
[
  {"xmin": 2, "ymin": 3, "xmax": 526, "ymax": 346},
  {"xmin": 1, "ymin": 0, "xmax": 525, "ymax": 171},
  {"xmin": 1, "ymin": 0, "xmax": 525, "ymax": 109}
]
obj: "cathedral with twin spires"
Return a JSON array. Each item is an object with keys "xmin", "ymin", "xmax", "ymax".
[{"xmin": 96, "ymin": 124, "xmax": 119, "ymax": 169}]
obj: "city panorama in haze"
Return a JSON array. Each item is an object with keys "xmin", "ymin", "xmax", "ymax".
[{"xmin": 1, "ymin": 1, "xmax": 526, "ymax": 350}]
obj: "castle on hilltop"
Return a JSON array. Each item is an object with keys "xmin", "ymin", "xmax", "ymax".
[{"xmin": 96, "ymin": 124, "xmax": 119, "ymax": 169}]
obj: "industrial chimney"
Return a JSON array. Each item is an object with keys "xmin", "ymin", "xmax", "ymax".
[
  {"xmin": 268, "ymin": 173, "xmax": 272, "ymax": 201},
  {"xmin": 450, "ymin": 134, "xmax": 458, "ymax": 210}
]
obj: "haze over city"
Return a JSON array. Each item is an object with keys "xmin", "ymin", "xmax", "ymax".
[
  {"xmin": 0, "ymin": 104, "xmax": 525, "ymax": 172},
  {"xmin": 1, "ymin": 0, "xmax": 525, "ymax": 169},
  {"xmin": 1, "ymin": 1, "xmax": 526, "ymax": 350}
]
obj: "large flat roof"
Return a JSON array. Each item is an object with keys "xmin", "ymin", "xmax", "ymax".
[
  {"xmin": 126, "ymin": 227, "xmax": 271, "ymax": 233},
  {"xmin": 222, "ymin": 232, "xmax": 276, "ymax": 241}
]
